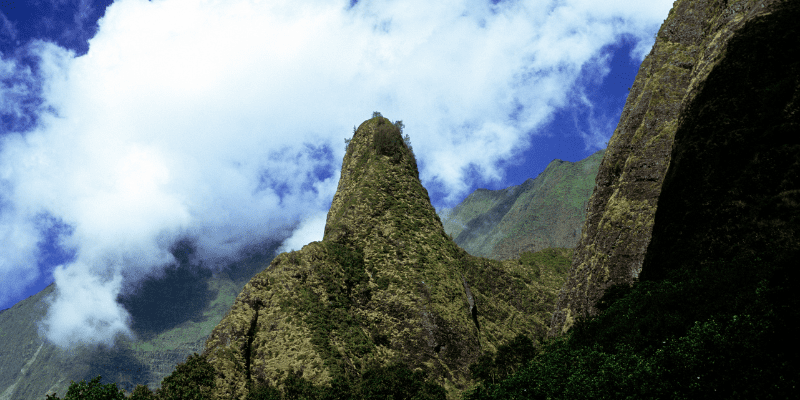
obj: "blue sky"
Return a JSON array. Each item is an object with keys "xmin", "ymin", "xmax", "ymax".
[{"xmin": 0, "ymin": 0, "xmax": 673, "ymax": 347}]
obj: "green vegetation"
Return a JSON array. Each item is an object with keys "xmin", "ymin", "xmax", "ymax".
[
  {"xmin": 44, "ymin": 353, "xmax": 215, "ymax": 400},
  {"xmin": 371, "ymin": 117, "xmax": 405, "ymax": 162},
  {"xmin": 241, "ymin": 362, "xmax": 445, "ymax": 400},
  {"xmin": 157, "ymin": 353, "xmax": 216, "ymax": 400},
  {"xmin": 44, "ymin": 377, "xmax": 126, "ymax": 400},
  {"xmin": 463, "ymin": 250, "xmax": 799, "ymax": 399},
  {"xmin": 518, "ymin": 248, "xmax": 572, "ymax": 278},
  {"xmin": 441, "ymin": 151, "xmax": 602, "ymax": 261},
  {"xmin": 468, "ymin": 334, "xmax": 538, "ymax": 386}
]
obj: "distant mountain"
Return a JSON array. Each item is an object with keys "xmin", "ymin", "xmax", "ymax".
[
  {"xmin": 441, "ymin": 150, "xmax": 603, "ymax": 261},
  {"xmin": 203, "ymin": 115, "xmax": 571, "ymax": 399},
  {"xmin": 0, "ymin": 245, "xmax": 278, "ymax": 400}
]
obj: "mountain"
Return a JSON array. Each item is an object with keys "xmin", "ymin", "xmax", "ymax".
[
  {"xmin": 462, "ymin": 1, "xmax": 798, "ymax": 398},
  {"xmin": 202, "ymin": 115, "xmax": 570, "ymax": 399},
  {"xmin": 549, "ymin": 0, "xmax": 795, "ymax": 335},
  {"xmin": 0, "ymin": 245, "xmax": 278, "ymax": 400},
  {"xmin": 638, "ymin": 0, "xmax": 800, "ymax": 283},
  {"xmin": 441, "ymin": 150, "xmax": 603, "ymax": 261}
]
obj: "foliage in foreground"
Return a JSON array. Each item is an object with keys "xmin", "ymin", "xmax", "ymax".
[
  {"xmin": 44, "ymin": 376, "xmax": 126, "ymax": 400},
  {"xmin": 45, "ymin": 356, "xmax": 446, "ymax": 400},
  {"xmin": 463, "ymin": 250, "xmax": 799, "ymax": 399},
  {"xmin": 45, "ymin": 353, "xmax": 214, "ymax": 400}
]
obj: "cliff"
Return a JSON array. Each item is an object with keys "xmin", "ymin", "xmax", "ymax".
[
  {"xmin": 550, "ymin": 0, "xmax": 788, "ymax": 335},
  {"xmin": 442, "ymin": 150, "xmax": 603, "ymax": 260},
  {"xmin": 203, "ymin": 115, "xmax": 569, "ymax": 399},
  {"xmin": 640, "ymin": 0, "xmax": 800, "ymax": 281}
]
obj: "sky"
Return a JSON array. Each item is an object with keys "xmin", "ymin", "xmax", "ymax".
[{"xmin": 0, "ymin": 0, "xmax": 674, "ymax": 348}]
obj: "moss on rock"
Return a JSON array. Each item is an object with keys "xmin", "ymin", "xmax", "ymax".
[
  {"xmin": 550, "ymin": 0, "xmax": 786, "ymax": 336},
  {"xmin": 204, "ymin": 116, "xmax": 570, "ymax": 399}
]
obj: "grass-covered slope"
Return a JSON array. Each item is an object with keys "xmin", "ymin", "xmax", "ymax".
[
  {"xmin": 203, "ymin": 115, "xmax": 571, "ymax": 400},
  {"xmin": 441, "ymin": 150, "xmax": 603, "ymax": 261}
]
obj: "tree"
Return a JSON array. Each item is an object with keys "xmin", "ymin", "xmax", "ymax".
[
  {"xmin": 129, "ymin": 384, "xmax": 158, "ymax": 400},
  {"xmin": 44, "ymin": 376, "xmax": 126, "ymax": 400},
  {"xmin": 156, "ymin": 353, "xmax": 216, "ymax": 400},
  {"xmin": 393, "ymin": 120, "xmax": 404, "ymax": 134}
]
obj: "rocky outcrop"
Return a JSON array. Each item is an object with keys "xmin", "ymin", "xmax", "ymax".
[
  {"xmin": 641, "ymin": 0, "xmax": 800, "ymax": 281},
  {"xmin": 442, "ymin": 150, "xmax": 603, "ymax": 261},
  {"xmin": 550, "ymin": 0, "xmax": 789, "ymax": 336},
  {"xmin": 203, "ymin": 115, "xmax": 569, "ymax": 399}
]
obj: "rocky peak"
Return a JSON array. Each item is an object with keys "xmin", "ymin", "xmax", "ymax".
[
  {"xmin": 324, "ymin": 115, "xmax": 446, "ymax": 254},
  {"xmin": 203, "ymin": 114, "xmax": 567, "ymax": 399}
]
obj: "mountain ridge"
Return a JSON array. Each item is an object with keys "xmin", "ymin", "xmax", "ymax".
[{"xmin": 443, "ymin": 150, "xmax": 603, "ymax": 261}]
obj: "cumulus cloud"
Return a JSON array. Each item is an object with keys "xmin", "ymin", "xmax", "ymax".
[
  {"xmin": 0, "ymin": 0, "xmax": 672, "ymax": 347},
  {"xmin": 278, "ymin": 212, "xmax": 329, "ymax": 254}
]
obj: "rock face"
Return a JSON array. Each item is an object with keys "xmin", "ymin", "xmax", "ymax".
[
  {"xmin": 550, "ymin": 0, "xmax": 788, "ymax": 336},
  {"xmin": 641, "ymin": 0, "xmax": 800, "ymax": 281},
  {"xmin": 203, "ymin": 116, "xmax": 569, "ymax": 399},
  {"xmin": 442, "ymin": 150, "xmax": 603, "ymax": 261}
]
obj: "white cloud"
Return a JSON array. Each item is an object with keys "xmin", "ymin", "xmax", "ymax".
[
  {"xmin": 278, "ymin": 211, "xmax": 329, "ymax": 253},
  {"xmin": 0, "ymin": 0, "xmax": 672, "ymax": 347}
]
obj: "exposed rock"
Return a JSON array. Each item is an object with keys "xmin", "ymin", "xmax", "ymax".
[
  {"xmin": 442, "ymin": 150, "xmax": 603, "ymax": 261},
  {"xmin": 204, "ymin": 116, "xmax": 569, "ymax": 399},
  {"xmin": 641, "ymin": 0, "xmax": 800, "ymax": 281},
  {"xmin": 550, "ymin": 0, "xmax": 787, "ymax": 336}
]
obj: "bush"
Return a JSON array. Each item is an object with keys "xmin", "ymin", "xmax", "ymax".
[
  {"xmin": 372, "ymin": 118, "xmax": 403, "ymax": 160},
  {"xmin": 129, "ymin": 385, "xmax": 157, "ymax": 400},
  {"xmin": 359, "ymin": 363, "xmax": 446, "ymax": 400},
  {"xmin": 156, "ymin": 353, "xmax": 216, "ymax": 400},
  {"xmin": 469, "ymin": 334, "xmax": 538, "ymax": 385},
  {"xmin": 45, "ymin": 376, "xmax": 126, "ymax": 400},
  {"xmin": 463, "ymin": 252, "xmax": 800, "ymax": 399}
]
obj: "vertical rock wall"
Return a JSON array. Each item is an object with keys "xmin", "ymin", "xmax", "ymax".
[
  {"xmin": 641, "ymin": 0, "xmax": 800, "ymax": 281},
  {"xmin": 550, "ymin": 0, "xmax": 785, "ymax": 336}
]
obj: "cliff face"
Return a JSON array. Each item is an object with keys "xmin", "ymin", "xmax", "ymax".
[
  {"xmin": 203, "ymin": 116, "xmax": 569, "ymax": 399},
  {"xmin": 640, "ymin": 0, "xmax": 800, "ymax": 281},
  {"xmin": 442, "ymin": 150, "xmax": 603, "ymax": 261},
  {"xmin": 550, "ymin": 0, "xmax": 787, "ymax": 335}
]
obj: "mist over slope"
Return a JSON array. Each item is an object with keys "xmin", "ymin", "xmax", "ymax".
[{"xmin": 0, "ymin": 245, "xmax": 279, "ymax": 400}]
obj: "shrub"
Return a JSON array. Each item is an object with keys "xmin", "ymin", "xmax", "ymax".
[
  {"xmin": 129, "ymin": 385, "xmax": 157, "ymax": 400},
  {"xmin": 45, "ymin": 376, "xmax": 126, "ymax": 400},
  {"xmin": 156, "ymin": 353, "xmax": 216, "ymax": 400},
  {"xmin": 372, "ymin": 118, "xmax": 404, "ymax": 161}
]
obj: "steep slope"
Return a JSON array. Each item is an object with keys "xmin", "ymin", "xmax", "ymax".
[
  {"xmin": 0, "ymin": 247, "xmax": 275, "ymax": 400},
  {"xmin": 640, "ymin": 0, "xmax": 800, "ymax": 280},
  {"xmin": 464, "ymin": 2, "xmax": 799, "ymax": 397},
  {"xmin": 550, "ymin": 0, "xmax": 787, "ymax": 335},
  {"xmin": 203, "ymin": 116, "xmax": 569, "ymax": 399},
  {"xmin": 442, "ymin": 150, "xmax": 603, "ymax": 260}
]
